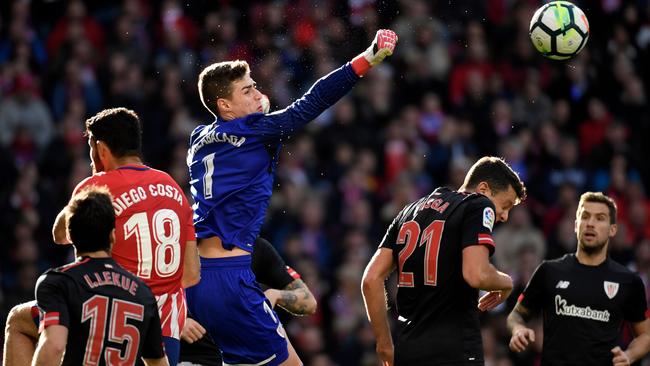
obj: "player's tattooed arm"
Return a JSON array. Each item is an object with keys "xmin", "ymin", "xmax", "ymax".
[
  {"xmin": 275, "ymin": 279, "xmax": 317, "ymax": 316},
  {"xmin": 512, "ymin": 302, "xmax": 534, "ymax": 322},
  {"xmin": 507, "ymin": 302, "xmax": 535, "ymax": 335},
  {"xmin": 507, "ymin": 302, "xmax": 537, "ymax": 353}
]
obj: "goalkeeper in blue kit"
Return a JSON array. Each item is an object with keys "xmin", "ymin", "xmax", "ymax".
[{"xmin": 185, "ymin": 30, "xmax": 398, "ymax": 365}]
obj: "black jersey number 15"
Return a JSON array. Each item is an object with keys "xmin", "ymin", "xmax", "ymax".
[
  {"xmin": 397, "ymin": 220, "xmax": 445, "ymax": 287},
  {"xmin": 81, "ymin": 295, "xmax": 145, "ymax": 365}
]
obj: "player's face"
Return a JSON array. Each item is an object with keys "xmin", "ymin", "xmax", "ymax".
[
  {"xmin": 223, "ymin": 74, "xmax": 264, "ymax": 118},
  {"xmin": 487, "ymin": 185, "xmax": 517, "ymax": 223},
  {"xmin": 575, "ymin": 201, "xmax": 617, "ymax": 253}
]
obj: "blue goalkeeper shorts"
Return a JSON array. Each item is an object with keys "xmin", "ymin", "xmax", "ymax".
[{"xmin": 185, "ymin": 255, "xmax": 288, "ymax": 366}]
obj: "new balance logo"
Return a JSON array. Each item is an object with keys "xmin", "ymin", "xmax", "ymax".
[{"xmin": 556, "ymin": 280, "xmax": 570, "ymax": 289}]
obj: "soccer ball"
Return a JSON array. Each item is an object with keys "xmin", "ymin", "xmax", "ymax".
[{"xmin": 529, "ymin": 1, "xmax": 589, "ymax": 60}]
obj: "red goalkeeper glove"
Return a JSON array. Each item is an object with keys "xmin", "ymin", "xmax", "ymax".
[{"xmin": 351, "ymin": 29, "xmax": 398, "ymax": 77}]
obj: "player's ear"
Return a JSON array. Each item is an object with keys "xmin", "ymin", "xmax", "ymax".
[
  {"xmin": 476, "ymin": 181, "xmax": 490, "ymax": 196},
  {"xmin": 96, "ymin": 140, "xmax": 116, "ymax": 168},
  {"xmin": 608, "ymin": 223, "xmax": 617, "ymax": 238},
  {"xmin": 96, "ymin": 140, "xmax": 110, "ymax": 159},
  {"xmin": 217, "ymin": 98, "xmax": 230, "ymax": 113}
]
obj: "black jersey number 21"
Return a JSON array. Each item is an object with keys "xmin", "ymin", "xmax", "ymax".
[{"xmin": 397, "ymin": 220, "xmax": 445, "ymax": 287}]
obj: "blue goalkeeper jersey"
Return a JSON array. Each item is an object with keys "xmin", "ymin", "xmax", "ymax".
[{"xmin": 187, "ymin": 63, "xmax": 359, "ymax": 252}]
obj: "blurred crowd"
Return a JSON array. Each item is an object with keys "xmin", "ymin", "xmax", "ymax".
[{"xmin": 1, "ymin": 0, "xmax": 649, "ymax": 365}]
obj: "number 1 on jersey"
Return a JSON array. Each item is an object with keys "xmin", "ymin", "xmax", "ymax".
[
  {"xmin": 202, "ymin": 153, "xmax": 215, "ymax": 199},
  {"xmin": 397, "ymin": 220, "xmax": 444, "ymax": 287}
]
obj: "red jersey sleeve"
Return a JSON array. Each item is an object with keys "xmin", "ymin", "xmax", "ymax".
[
  {"xmin": 71, "ymin": 174, "xmax": 113, "ymax": 198},
  {"xmin": 71, "ymin": 176, "xmax": 96, "ymax": 196}
]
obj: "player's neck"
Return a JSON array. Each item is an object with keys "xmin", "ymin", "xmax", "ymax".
[
  {"xmin": 115, "ymin": 156, "xmax": 143, "ymax": 168},
  {"xmin": 575, "ymin": 248, "xmax": 607, "ymax": 266},
  {"xmin": 76, "ymin": 250, "xmax": 111, "ymax": 259},
  {"xmin": 219, "ymin": 112, "xmax": 236, "ymax": 121}
]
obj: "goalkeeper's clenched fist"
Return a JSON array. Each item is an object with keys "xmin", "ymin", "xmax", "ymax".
[
  {"xmin": 351, "ymin": 29, "xmax": 398, "ymax": 77},
  {"xmin": 255, "ymin": 31, "xmax": 396, "ymax": 115}
]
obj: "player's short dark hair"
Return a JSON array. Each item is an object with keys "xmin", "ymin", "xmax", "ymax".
[
  {"xmin": 463, "ymin": 156, "xmax": 527, "ymax": 203},
  {"xmin": 85, "ymin": 107, "xmax": 142, "ymax": 158},
  {"xmin": 198, "ymin": 60, "xmax": 250, "ymax": 117},
  {"xmin": 578, "ymin": 191, "xmax": 617, "ymax": 224},
  {"xmin": 67, "ymin": 185, "xmax": 116, "ymax": 254}
]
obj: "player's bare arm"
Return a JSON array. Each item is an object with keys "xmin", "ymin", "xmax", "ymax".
[
  {"xmin": 31, "ymin": 325, "xmax": 67, "ymax": 366},
  {"xmin": 273, "ymin": 279, "xmax": 317, "ymax": 316},
  {"xmin": 361, "ymin": 248, "xmax": 396, "ymax": 366},
  {"xmin": 507, "ymin": 302, "xmax": 536, "ymax": 352},
  {"xmin": 3, "ymin": 302, "xmax": 39, "ymax": 366},
  {"xmin": 612, "ymin": 318, "xmax": 650, "ymax": 365},
  {"xmin": 462, "ymin": 245, "xmax": 513, "ymax": 292},
  {"xmin": 181, "ymin": 240, "xmax": 200, "ymax": 288},
  {"xmin": 142, "ymin": 357, "xmax": 171, "ymax": 366},
  {"xmin": 51, "ymin": 208, "xmax": 71, "ymax": 244}
]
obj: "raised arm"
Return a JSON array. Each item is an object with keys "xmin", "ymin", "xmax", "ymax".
[
  {"xmin": 255, "ymin": 30, "xmax": 397, "ymax": 137},
  {"xmin": 361, "ymin": 248, "xmax": 396, "ymax": 366},
  {"xmin": 52, "ymin": 178, "xmax": 90, "ymax": 244},
  {"xmin": 52, "ymin": 208, "xmax": 71, "ymax": 244}
]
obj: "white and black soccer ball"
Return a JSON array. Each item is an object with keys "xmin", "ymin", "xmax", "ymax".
[{"xmin": 529, "ymin": 1, "xmax": 590, "ymax": 60}]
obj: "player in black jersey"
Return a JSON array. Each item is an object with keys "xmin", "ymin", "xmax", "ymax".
[
  {"xmin": 178, "ymin": 238, "xmax": 316, "ymax": 366},
  {"xmin": 508, "ymin": 192, "xmax": 650, "ymax": 366},
  {"xmin": 362, "ymin": 156, "xmax": 526, "ymax": 366},
  {"xmin": 30, "ymin": 186, "xmax": 168, "ymax": 366}
]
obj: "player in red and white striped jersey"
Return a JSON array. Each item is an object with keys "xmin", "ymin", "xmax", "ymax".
[
  {"xmin": 66, "ymin": 165, "xmax": 194, "ymax": 342},
  {"xmin": 2, "ymin": 108, "xmax": 199, "ymax": 366},
  {"xmin": 52, "ymin": 108, "xmax": 199, "ymax": 364}
]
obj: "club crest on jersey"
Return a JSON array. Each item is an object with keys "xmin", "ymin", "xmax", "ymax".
[
  {"xmin": 604, "ymin": 281, "xmax": 619, "ymax": 299},
  {"xmin": 483, "ymin": 207, "xmax": 495, "ymax": 231}
]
